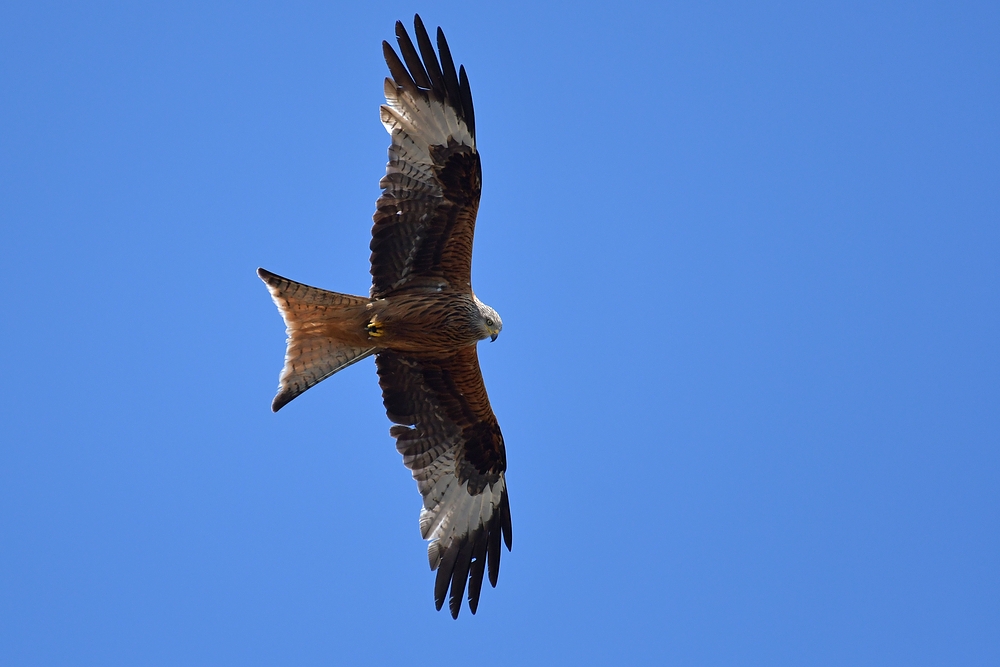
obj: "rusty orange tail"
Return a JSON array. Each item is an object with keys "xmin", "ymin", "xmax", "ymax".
[{"xmin": 257, "ymin": 268, "xmax": 375, "ymax": 411}]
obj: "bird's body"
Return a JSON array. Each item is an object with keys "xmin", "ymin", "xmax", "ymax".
[
  {"xmin": 368, "ymin": 291, "xmax": 498, "ymax": 354},
  {"xmin": 258, "ymin": 15, "xmax": 511, "ymax": 619}
]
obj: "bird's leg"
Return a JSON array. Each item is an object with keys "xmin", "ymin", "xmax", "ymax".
[{"xmin": 366, "ymin": 315, "xmax": 384, "ymax": 337}]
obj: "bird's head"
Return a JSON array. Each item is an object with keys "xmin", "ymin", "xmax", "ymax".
[{"xmin": 474, "ymin": 298, "xmax": 503, "ymax": 342}]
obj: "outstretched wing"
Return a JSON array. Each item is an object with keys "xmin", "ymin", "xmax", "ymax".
[
  {"xmin": 371, "ymin": 15, "xmax": 482, "ymax": 298},
  {"xmin": 376, "ymin": 346, "xmax": 512, "ymax": 618}
]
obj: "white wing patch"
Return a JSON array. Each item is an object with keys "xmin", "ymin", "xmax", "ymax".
[
  {"xmin": 392, "ymin": 424, "xmax": 505, "ymax": 571},
  {"xmin": 379, "ymin": 77, "xmax": 474, "ymax": 198},
  {"xmin": 381, "ymin": 78, "xmax": 475, "ymax": 152}
]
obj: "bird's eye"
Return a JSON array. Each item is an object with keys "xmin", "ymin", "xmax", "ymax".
[{"xmin": 486, "ymin": 318, "xmax": 494, "ymax": 327}]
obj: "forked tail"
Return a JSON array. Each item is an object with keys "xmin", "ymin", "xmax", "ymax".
[{"xmin": 257, "ymin": 268, "xmax": 375, "ymax": 411}]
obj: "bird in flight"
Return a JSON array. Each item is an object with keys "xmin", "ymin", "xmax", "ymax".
[{"xmin": 257, "ymin": 15, "xmax": 511, "ymax": 619}]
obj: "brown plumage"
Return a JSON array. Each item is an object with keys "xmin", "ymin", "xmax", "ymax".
[{"xmin": 257, "ymin": 15, "xmax": 510, "ymax": 619}]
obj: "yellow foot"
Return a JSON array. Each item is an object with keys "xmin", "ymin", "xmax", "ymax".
[{"xmin": 366, "ymin": 317, "xmax": 384, "ymax": 337}]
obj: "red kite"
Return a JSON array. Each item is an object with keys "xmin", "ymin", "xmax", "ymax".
[{"xmin": 258, "ymin": 15, "xmax": 510, "ymax": 618}]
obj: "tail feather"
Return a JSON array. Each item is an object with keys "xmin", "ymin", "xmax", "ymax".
[{"xmin": 257, "ymin": 268, "xmax": 375, "ymax": 411}]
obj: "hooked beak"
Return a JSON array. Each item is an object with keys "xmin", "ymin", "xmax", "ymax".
[{"xmin": 490, "ymin": 332, "xmax": 498, "ymax": 342}]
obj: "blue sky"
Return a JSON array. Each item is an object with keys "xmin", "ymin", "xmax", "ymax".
[{"xmin": 1, "ymin": 1, "xmax": 997, "ymax": 665}]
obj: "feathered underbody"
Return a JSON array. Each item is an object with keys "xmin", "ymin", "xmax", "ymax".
[
  {"xmin": 368, "ymin": 291, "xmax": 502, "ymax": 354},
  {"xmin": 257, "ymin": 14, "xmax": 512, "ymax": 620}
]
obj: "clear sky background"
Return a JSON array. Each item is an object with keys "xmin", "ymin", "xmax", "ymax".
[{"xmin": 1, "ymin": 1, "xmax": 997, "ymax": 665}]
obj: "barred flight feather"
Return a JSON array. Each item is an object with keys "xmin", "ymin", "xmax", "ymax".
[{"xmin": 377, "ymin": 348, "xmax": 510, "ymax": 617}]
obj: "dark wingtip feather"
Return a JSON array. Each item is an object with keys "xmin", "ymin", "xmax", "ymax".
[
  {"xmin": 434, "ymin": 571, "xmax": 447, "ymax": 611},
  {"xmin": 458, "ymin": 65, "xmax": 476, "ymax": 139},
  {"xmin": 487, "ymin": 512, "xmax": 502, "ymax": 588},
  {"xmin": 430, "ymin": 512, "xmax": 504, "ymax": 617},
  {"xmin": 467, "ymin": 529, "xmax": 488, "ymax": 614},
  {"xmin": 435, "ymin": 26, "xmax": 463, "ymax": 115},
  {"xmin": 448, "ymin": 542, "xmax": 473, "ymax": 618},
  {"xmin": 434, "ymin": 541, "xmax": 460, "ymax": 612},
  {"xmin": 500, "ymin": 490, "xmax": 513, "ymax": 551},
  {"xmin": 382, "ymin": 40, "xmax": 418, "ymax": 96},
  {"xmin": 395, "ymin": 19, "xmax": 431, "ymax": 90},
  {"xmin": 413, "ymin": 15, "xmax": 444, "ymax": 98}
]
